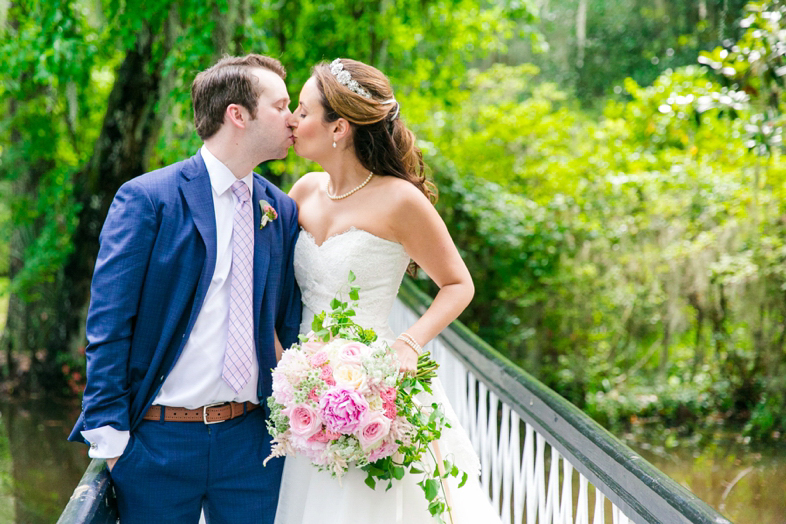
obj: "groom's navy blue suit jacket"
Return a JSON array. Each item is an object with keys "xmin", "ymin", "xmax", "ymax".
[{"xmin": 69, "ymin": 151, "xmax": 301, "ymax": 442}]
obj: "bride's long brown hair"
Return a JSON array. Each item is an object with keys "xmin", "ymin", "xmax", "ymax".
[{"xmin": 311, "ymin": 59, "xmax": 437, "ymax": 205}]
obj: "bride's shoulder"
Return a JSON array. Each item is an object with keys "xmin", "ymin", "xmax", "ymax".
[
  {"xmin": 289, "ymin": 172, "xmax": 327, "ymax": 201},
  {"xmin": 376, "ymin": 176, "xmax": 432, "ymax": 211}
]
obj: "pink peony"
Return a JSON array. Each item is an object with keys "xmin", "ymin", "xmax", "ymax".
[
  {"xmin": 291, "ymin": 433, "xmax": 329, "ymax": 462},
  {"xmin": 357, "ymin": 410, "xmax": 391, "ymax": 449},
  {"xmin": 272, "ymin": 374, "xmax": 295, "ymax": 405},
  {"xmin": 288, "ymin": 404, "xmax": 322, "ymax": 439},
  {"xmin": 319, "ymin": 387, "xmax": 369, "ymax": 434}
]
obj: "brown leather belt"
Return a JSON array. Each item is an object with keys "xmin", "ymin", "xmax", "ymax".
[{"xmin": 143, "ymin": 401, "xmax": 258, "ymax": 424}]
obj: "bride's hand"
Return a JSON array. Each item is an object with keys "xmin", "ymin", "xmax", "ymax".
[{"xmin": 392, "ymin": 339, "xmax": 418, "ymax": 373}]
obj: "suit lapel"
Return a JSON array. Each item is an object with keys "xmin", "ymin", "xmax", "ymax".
[
  {"xmin": 181, "ymin": 151, "xmax": 217, "ymax": 322},
  {"xmin": 252, "ymin": 176, "xmax": 272, "ymax": 341}
]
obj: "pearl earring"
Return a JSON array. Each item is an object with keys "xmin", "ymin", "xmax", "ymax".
[{"xmin": 333, "ymin": 141, "xmax": 337, "ymax": 148}]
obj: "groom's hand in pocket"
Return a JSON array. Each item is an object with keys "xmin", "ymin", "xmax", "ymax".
[{"xmin": 106, "ymin": 456, "xmax": 120, "ymax": 472}]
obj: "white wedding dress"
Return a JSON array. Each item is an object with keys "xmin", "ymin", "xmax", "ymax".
[{"xmin": 274, "ymin": 227, "xmax": 501, "ymax": 524}]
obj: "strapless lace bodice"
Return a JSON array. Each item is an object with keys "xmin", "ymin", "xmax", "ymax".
[{"xmin": 294, "ymin": 227, "xmax": 411, "ymax": 341}]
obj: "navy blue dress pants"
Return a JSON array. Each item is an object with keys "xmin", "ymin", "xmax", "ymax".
[{"xmin": 108, "ymin": 408, "xmax": 284, "ymax": 523}]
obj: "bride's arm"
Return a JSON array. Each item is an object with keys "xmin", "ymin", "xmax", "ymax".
[{"xmin": 389, "ymin": 183, "xmax": 475, "ymax": 371}]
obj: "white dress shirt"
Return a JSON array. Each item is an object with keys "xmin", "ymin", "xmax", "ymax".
[{"xmin": 82, "ymin": 145, "xmax": 258, "ymax": 458}]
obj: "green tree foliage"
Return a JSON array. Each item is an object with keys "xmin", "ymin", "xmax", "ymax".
[
  {"xmin": 407, "ymin": 6, "xmax": 786, "ymax": 438},
  {"xmin": 0, "ymin": 0, "xmax": 529, "ymax": 389},
  {"xmin": 516, "ymin": 0, "xmax": 750, "ymax": 104}
]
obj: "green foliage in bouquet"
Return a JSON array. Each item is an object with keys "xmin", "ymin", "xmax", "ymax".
[{"xmin": 306, "ymin": 271, "xmax": 378, "ymax": 346}]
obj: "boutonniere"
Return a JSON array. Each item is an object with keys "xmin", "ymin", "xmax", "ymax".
[{"xmin": 259, "ymin": 199, "xmax": 278, "ymax": 229}]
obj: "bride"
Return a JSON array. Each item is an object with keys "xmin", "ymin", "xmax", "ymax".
[{"xmin": 274, "ymin": 58, "xmax": 501, "ymax": 524}]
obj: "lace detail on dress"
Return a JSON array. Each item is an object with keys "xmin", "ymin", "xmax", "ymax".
[{"xmin": 295, "ymin": 227, "xmax": 411, "ymax": 342}]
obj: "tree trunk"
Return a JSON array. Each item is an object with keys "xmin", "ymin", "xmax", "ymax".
[
  {"xmin": 55, "ymin": 22, "xmax": 172, "ymax": 363},
  {"xmin": 575, "ymin": 0, "xmax": 587, "ymax": 68}
]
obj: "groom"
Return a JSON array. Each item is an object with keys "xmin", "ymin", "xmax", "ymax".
[{"xmin": 68, "ymin": 54, "xmax": 301, "ymax": 523}]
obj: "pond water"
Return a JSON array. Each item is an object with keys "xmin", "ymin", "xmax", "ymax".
[
  {"xmin": 0, "ymin": 396, "xmax": 784, "ymax": 523},
  {"xmin": 0, "ymin": 396, "xmax": 89, "ymax": 524},
  {"xmin": 627, "ymin": 436, "xmax": 786, "ymax": 524}
]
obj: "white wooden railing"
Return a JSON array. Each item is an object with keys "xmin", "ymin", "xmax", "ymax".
[
  {"xmin": 58, "ymin": 279, "xmax": 733, "ymax": 524},
  {"xmin": 390, "ymin": 279, "xmax": 732, "ymax": 524}
]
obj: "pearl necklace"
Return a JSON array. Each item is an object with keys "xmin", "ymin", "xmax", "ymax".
[{"xmin": 326, "ymin": 172, "xmax": 374, "ymax": 200}]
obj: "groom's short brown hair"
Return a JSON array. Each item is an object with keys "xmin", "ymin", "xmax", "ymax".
[{"xmin": 192, "ymin": 54, "xmax": 286, "ymax": 140}]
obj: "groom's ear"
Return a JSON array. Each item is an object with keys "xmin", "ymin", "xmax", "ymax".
[
  {"xmin": 331, "ymin": 118, "xmax": 351, "ymax": 143},
  {"xmin": 225, "ymin": 103, "xmax": 250, "ymax": 129}
]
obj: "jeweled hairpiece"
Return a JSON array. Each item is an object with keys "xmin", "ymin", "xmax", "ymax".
[{"xmin": 329, "ymin": 59, "xmax": 371, "ymax": 99}]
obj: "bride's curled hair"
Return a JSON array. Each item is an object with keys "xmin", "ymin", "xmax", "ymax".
[{"xmin": 312, "ymin": 59, "xmax": 437, "ymax": 204}]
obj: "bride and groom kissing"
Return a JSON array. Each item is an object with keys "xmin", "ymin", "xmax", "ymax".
[{"xmin": 69, "ymin": 53, "xmax": 500, "ymax": 523}]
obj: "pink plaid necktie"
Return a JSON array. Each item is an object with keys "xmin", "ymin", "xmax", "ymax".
[{"xmin": 223, "ymin": 180, "xmax": 254, "ymax": 393}]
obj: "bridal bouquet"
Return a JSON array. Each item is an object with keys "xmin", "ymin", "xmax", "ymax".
[{"xmin": 265, "ymin": 272, "xmax": 466, "ymax": 522}]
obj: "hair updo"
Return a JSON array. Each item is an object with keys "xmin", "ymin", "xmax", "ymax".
[{"xmin": 312, "ymin": 59, "xmax": 437, "ymax": 204}]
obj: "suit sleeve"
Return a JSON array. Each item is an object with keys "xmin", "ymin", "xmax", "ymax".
[
  {"xmin": 81, "ymin": 179, "xmax": 158, "ymax": 434},
  {"xmin": 276, "ymin": 199, "xmax": 302, "ymax": 349}
]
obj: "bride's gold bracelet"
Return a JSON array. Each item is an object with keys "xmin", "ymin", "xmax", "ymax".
[{"xmin": 396, "ymin": 332, "xmax": 422, "ymax": 355}]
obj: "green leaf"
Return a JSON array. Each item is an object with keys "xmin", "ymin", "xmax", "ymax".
[
  {"xmin": 428, "ymin": 500, "xmax": 444, "ymax": 517},
  {"xmin": 458, "ymin": 472, "xmax": 468, "ymax": 488},
  {"xmin": 348, "ymin": 270, "xmax": 356, "ymax": 283},
  {"xmin": 392, "ymin": 466, "xmax": 405, "ymax": 480},
  {"xmin": 364, "ymin": 475, "xmax": 376, "ymax": 490},
  {"xmin": 330, "ymin": 298, "xmax": 341, "ymax": 310},
  {"xmin": 423, "ymin": 478, "xmax": 440, "ymax": 501}
]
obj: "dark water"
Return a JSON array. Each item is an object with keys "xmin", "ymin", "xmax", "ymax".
[
  {"xmin": 0, "ymin": 397, "xmax": 90, "ymax": 524},
  {"xmin": 629, "ymin": 438, "xmax": 786, "ymax": 524},
  {"xmin": 0, "ymin": 396, "xmax": 784, "ymax": 523}
]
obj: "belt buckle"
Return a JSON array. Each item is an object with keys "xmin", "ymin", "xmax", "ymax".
[{"xmin": 203, "ymin": 402, "xmax": 229, "ymax": 424}]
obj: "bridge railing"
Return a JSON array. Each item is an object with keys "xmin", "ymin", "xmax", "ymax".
[
  {"xmin": 58, "ymin": 278, "xmax": 732, "ymax": 524},
  {"xmin": 56, "ymin": 458, "xmax": 117, "ymax": 524},
  {"xmin": 390, "ymin": 278, "xmax": 732, "ymax": 524}
]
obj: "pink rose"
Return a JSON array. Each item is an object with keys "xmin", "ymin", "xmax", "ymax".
[
  {"xmin": 319, "ymin": 387, "xmax": 369, "ymax": 434},
  {"xmin": 337, "ymin": 342, "xmax": 368, "ymax": 366},
  {"xmin": 310, "ymin": 351, "xmax": 329, "ymax": 367},
  {"xmin": 357, "ymin": 411, "xmax": 391, "ymax": 449},
  {"xmin": 288, "ymin": 404, "xmax": 322, "ymax": 439},
  {"xmin": 319, "ymin": 364, "xmax": 334, "ymax": 381},
  {"xmin": 368, "ymin": 439, "xmax": 398, "ymax": 462},
  {"xmin": 301, "ymin": 340, "xmax": 326, "ymax": 355}
]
